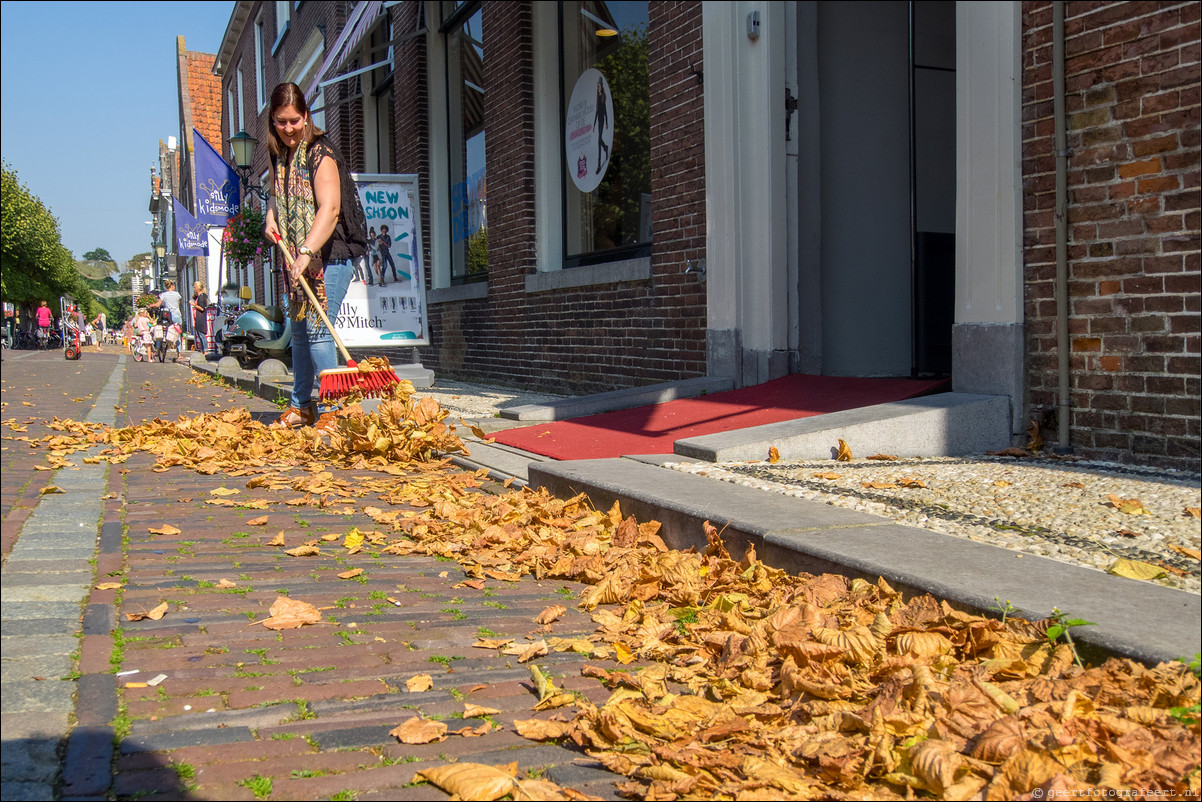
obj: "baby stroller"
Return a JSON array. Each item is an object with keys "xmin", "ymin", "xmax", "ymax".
[
  {"xmin": 61, "ymin": 300, "xmax": 84, "ymax": 361},
  {"xmin": 151, "ymin": 311, "xmax": 170, "ymax": 363}
]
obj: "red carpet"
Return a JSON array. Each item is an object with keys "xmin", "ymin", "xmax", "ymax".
[{"xmin": 492, "ymin": 374, "xmax": 950, "ymax": 460}]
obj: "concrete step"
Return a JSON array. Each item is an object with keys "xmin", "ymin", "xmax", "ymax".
[
  {"xmin": 674, "ymin": 392, "xmax": 1012, "ymax": 462},
  {"xmin": 527, "ymin": 456, "xmax": 1200, "ymax": 667},
  {"xmin": 500, "ymin": 376, "xmax": 733, "ymax": 421}
]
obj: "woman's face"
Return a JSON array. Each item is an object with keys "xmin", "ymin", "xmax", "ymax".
[{"xmin": 273, "ymin": 105, "xmax": 307, "ymax": 149}]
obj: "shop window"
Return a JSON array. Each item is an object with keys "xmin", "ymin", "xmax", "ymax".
[
  {"xmin": 561, "ymin": 1, "xmax": 650, "ymax": 267},
  {"xmin": 443, "ymin": 1, "xmax": 487, "ymax": 284},
  {"xmin": 367, "ymin": 18, "xmax": 395, "ymax": 173}
]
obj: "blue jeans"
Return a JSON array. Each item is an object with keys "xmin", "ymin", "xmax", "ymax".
[{"xmin": 290, "ymin": 260, "xmax": 352, "ymax": 410}]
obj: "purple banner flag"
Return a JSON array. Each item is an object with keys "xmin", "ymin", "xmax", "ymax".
[
  {"xmin": 193, "ymin": 128, "xmax": 240, "ymax": 224},
  {"xmin": 173, "ymin": 198, "xmax": 209, "ymax": 256}
]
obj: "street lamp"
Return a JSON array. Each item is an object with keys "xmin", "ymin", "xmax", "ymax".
[
  {"xmin": 154, "ymin": 242, "xmax": 166, "ymax": 288},
  {"xmin": 228, "ymin": 130, "xmax": 268, "ymax": 202}
]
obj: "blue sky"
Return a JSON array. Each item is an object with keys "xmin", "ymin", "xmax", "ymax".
[{"xmin": 1, "ymin": 1, "xmax": 234, "ymax": 268}]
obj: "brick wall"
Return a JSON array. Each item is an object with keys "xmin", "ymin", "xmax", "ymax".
[
  {"xmin": 1022, "ymin": 1, "xmax": 1200, "ymax": 470},
  {"xmin": 418, "ymin": 1, "xmax": 708, "ymax": 394}
]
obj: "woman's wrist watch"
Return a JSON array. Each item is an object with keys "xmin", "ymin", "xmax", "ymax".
[{"xmin": 298, "ymin": 244, "xmax": 316, "ymax": 258}]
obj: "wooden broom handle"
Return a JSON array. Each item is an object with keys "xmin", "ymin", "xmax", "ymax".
[{"xmin": 272, "ymin": 235, "xmax": 354, "ymax": 365}]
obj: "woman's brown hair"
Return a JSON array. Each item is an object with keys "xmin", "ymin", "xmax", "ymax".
[{"xmin": 265, "ymin": 82, "xmax": 325, "ymax": 162}]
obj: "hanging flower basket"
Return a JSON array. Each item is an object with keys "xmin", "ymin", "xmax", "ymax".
[{"xmin": 222, "ymin": 205, "xmax": 267, "ymax": 268}]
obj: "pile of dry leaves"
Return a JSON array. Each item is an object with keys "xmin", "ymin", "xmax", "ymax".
[{"xmin": 15, "ymin": 386, "xmax": 1201, "ymax": 801}]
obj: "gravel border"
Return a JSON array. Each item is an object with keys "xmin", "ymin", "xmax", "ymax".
[{"xmin": 665, "ymin": 455, "xmax": 1202, "ymax": 594}]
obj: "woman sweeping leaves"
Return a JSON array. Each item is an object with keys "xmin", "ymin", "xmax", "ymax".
[{"xmin": 263, "ymin": 82, "xmax": 364, "ymax": 428}]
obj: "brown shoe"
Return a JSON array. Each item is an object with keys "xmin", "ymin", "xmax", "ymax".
[{"xmin": 270, "ymin": 406, "xmax": 316, "ymax": 429}]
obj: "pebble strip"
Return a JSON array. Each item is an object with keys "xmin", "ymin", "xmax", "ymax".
[{"xmin": 665, "ymin": 455, "xmax": 1202, "ymax": 595}]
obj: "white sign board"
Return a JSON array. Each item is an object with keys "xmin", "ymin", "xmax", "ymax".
[{"xmin": 335, "ymin": 173, "xmax": 428, "ymax": 347}]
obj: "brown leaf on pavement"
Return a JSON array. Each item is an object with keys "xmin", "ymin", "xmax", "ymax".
[
  {"xmin": 768, "ymin": 446, "xmax": 780, "ymax": 463},
  {"xmin": 337, "ymin": 568, "xmax": 364, "ymax": 579},
  {"xmin": 463, "ymin": 702, "xmax": 502, "ymax": 718},
  {"xmin": 284, "ymin": 544, "xmax": 320, "ymax": 556},
  {"xmin": 268, "ymin": 531, "xmax": 286, "ymax": 547},
  {"xmin": 535, "ymin": 604, "xmax": 566, "ymax": 625},
  {"xmin": 95, "ymin": 582, "xmax": 123, "ymax": 590},
  {"xmin": 126, "ymin": 601, "xmax": 169, "ymax": 622},
  {"xmin": 246, "ymin": 515, "xmax": 269, "ymax": 526},
  {"xmin": 390, "ymin": 716, "xmax": 448, "ymax": 744},
  {"xmin": 514, "ymin": 718, "xmax": 573, "ymax": 741},
  {"xmin": 148, "ymin": 524, "xmax": 181, "ymax": 535},
  {"xmin": 258, "ymin": 596, "xmax": 322, "ymax": 629},
  {"xmin": 835, "ymin": 439, "xmax": 852, "ymax": 461},
  {"xmin": 405, "ymin": 674, "xmax": 433, "ymax": 693}
]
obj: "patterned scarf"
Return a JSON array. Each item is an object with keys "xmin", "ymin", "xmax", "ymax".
[{"xmin": 275, "ymin": 139, "xmax": 327, "ymax": 324}]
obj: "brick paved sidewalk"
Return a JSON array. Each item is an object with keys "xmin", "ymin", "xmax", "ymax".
[{"xmin": 4, "ymin": 352, "xmax": 625, "ymax": 800}]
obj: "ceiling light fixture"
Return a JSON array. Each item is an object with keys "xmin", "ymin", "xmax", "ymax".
[{"xmin": 580, "ymin": 8, "xmax": 618, "ymax": 36}]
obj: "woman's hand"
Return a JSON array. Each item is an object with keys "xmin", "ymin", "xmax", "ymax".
[{"xmin": 289, "ymin": 252, "xmax": 311, "ymax": 285}]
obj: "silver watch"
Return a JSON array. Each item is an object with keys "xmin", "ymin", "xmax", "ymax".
[{"xmin": 298, "ymin": 244, "xmax": 316, "ymax": 258}]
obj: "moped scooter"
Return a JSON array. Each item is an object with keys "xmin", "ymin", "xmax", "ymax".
[{"xmin": 225, "ymin": 300, "xmax": 292, "ymax": 368}]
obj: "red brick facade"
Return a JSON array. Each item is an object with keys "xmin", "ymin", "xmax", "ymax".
[
  {"xmin": 210, "ymin": 1, "xmax": 1197, "ymax": 470},
  {"xmin": 411, "ymin": 2, "xmax": 708, "ymax": 394},
  {"xmin": 1022, "ymin": 1, "xmax": 1200, "ymax": 470}
]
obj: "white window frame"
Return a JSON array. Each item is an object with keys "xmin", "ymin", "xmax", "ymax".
[
  {"xmin": 236, "ymin": 68, "xmax": 246, "ymax": 133},
  {"xmin": 228, "ymin": 87, "xmax": 237, "ymax": 142},
  {"xmin": 273, "ymin": 0, "xmax": 291, "ymax": 54},
  {"xmin": 255, "ymin": 17, "xmax": 268, "ymax": 110}
]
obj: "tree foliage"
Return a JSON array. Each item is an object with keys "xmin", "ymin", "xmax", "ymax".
[
  {"xmin": 1, "ymin": 161, "xmax": 96, "ymax": 315},
  {"xmin": 595, "ymin": 26, "xmax": 651, "ymax": 248},
  {"xmin": 82, "ymin": 247, "xmax": 115, "ymax": 263}
]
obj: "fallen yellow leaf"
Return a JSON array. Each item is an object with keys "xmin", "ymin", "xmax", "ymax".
[
  {"xmin": 338, "ymin": 568, "xmax": 364, "ymax": 580},
  {"xmin": 415, "ymin": 763, "xmax": 515, "ymax": 801},
  {"xmin": 1107, "ymin": 558, "xmax": 1166, "ymax": 581},
  {"xmin": 835, "ymin": 439, "xmax": 852, "ymax": 461},
  {"xmin": 210, "ymin": 487, "xmax": 240, "ymax": 496},
  {"xmin": 148, "ymin": 524, "xmax": 181, "ymax": 535},
  {"xmin": 768, "ymin": 446, "xmax": 780, "ymax": 464}
]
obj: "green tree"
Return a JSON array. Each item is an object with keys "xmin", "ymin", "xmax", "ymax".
[
  {"xmin": 1, "ymin": 161, "xmax": 97, "ymax": 316},
  {"xmin": 82, "ymin": 247, "xmax": 115, "ymax": 263},
  {"xmin": 467, "ymin": 227, "xmax": 488, "ymax": 275}
]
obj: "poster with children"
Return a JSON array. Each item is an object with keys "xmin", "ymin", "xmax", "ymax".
[{"xmin": 334, "ymin": 173, "xmax": 428, "ymax": 346}]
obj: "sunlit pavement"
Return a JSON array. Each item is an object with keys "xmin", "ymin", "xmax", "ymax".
[{"xmin": 1, "ymin": 350, "xmax": 623, "ymax": 801}]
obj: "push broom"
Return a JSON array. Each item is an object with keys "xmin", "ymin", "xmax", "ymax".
[{"xmin": 271, "ymin": 232, "xmax": 400, "ymax": 401}]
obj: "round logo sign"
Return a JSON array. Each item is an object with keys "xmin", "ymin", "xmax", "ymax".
[{"xmin": 564, "ymin": 68, "xmax": 614, "ymax": 193}]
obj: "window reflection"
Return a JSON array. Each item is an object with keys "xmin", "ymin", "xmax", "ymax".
[
  {"xmin": 446, "ymin": 5, "xmax": 487, "ymax": 283},
  {"xmin": 563, "ymin": 1, "xmax": 650, "ymax": 266}
]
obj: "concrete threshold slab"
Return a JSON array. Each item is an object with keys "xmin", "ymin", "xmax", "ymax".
[
  {"xmin": 674, "ymin": 392, "xmax": 1012, "ymax": 462},
  {"xmin": 527, "ymin": 457, "xmax": 1200, "ymax": 667},
  {"xmin": 501, "ymin": 376, "xmax": 733, "ymax": 422}
]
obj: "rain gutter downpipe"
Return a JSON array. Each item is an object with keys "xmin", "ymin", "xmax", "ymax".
[{"xmin": 1053, "ymin": 1, "xmax": 1072, "ymax": 454}]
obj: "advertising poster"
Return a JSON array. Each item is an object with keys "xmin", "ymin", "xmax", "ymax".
[
  {"xmin": 335, "ymin": 174, "xmax": 428, "ymax": 347},
  {"xmin": 565, "ymin": 68, "xmax": 614, "ymax": 193}
]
